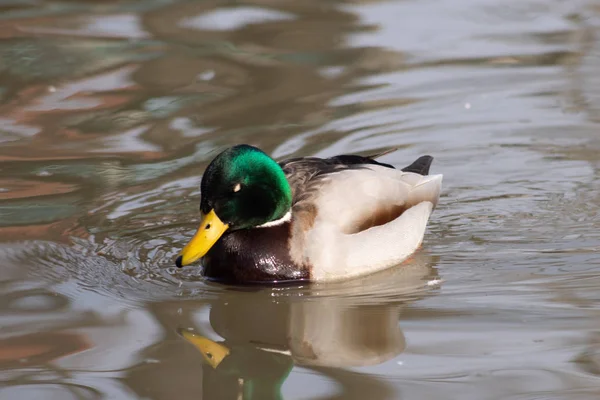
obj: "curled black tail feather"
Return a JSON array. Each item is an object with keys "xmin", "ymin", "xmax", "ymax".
[{"xmin": 402, "ymin": 155, "xmax": 433, "ymax": 176}]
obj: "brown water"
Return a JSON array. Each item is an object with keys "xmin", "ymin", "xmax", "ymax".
[{"xmin": 1, "ymin": 0, "xmax": 600, "ymax": 399}]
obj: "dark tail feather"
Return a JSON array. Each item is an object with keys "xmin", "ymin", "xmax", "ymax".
[{"xmin": 402, "ymin": 155, "xmax": 433, "ymax": 175}]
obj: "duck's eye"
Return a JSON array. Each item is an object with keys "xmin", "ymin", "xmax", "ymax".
[
  {"xmin": 233, "ymin": 183, "xmax": 242, "ymax": 193},
  {"xmin": 205, "ymin": 224, "xmax": 211, "ymax": 230},
  {"xmin": 206, "ymin": 352, "xmax": 213, "ymax": 359}
]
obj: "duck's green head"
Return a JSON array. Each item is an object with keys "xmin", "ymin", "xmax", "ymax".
[{"xmin": 176, "ymin": 145, "xmax": 292, "ymax": 267}]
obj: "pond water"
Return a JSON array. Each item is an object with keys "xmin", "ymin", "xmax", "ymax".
[{"xmin": 1, "ymin": 0, "xmax": 600, "ymax": 399}]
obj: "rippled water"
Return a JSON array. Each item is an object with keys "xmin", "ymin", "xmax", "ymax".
[{"xmin": 1, "ymin": 0, "xmax": 600, "ymax": 398}]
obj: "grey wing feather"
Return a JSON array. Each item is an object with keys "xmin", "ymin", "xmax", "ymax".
[
  {"xmin": 279, "ymin": 158, "xmax": 341, "ymax": 205},
  {"xmin": 278, "ymin": 153, "xmax": 394, "ymax": 204}
]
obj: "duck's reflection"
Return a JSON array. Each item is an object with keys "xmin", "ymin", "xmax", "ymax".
[
  {"xmin": 125, "ymin": 252, "xmax": 439, "ymax": 400},
  {"xmin": 180, "ymin": 297, "xmax": 408, "ymax": 400}
]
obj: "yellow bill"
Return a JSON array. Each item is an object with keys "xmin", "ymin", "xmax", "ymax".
[
  {"xmin": 176, "ymin": 209, "xmax": 229, "ymax": 267},
  {"xmin": 179, "ymin": 329, "xmax": 230, "ymax": 369}
]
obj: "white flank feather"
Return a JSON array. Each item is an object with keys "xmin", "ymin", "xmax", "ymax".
[{"xmin": 290, "ymin": 165, "xmax": 442, "ymax": 282}]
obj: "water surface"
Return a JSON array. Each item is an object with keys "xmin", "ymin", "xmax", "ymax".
[{"xmin": 1, "ymin": 0, "xmax": 600, "ymax": 399}]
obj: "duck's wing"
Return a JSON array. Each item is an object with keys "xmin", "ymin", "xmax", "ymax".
[
  {"xmin": 280, "ymin": 152, "xmax": 435, "ymax": 210},
  {"xmin": 279, "ymin": 149, "xmax": 405, "ymax": 206}
]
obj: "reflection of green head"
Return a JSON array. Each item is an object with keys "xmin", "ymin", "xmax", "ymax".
[
  {"xmin": 200, "ymin": 145, "xmax": 292, "ymax": 230},
  {"xmin": 182, "ymin": 330, "xmax": 293, "ymax": 400},
  {"xmin": 214, "ymin": 346, "xmax": 292, "ymax": 400}
]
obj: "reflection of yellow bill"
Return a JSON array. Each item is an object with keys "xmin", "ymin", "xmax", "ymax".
[
  {"xmin": 176, "ymin": 209, "xmax": 229, "ymax": 267},
  {"xmin": 179, "ymin": 329, "xmax": 230, "ymax": 369}
]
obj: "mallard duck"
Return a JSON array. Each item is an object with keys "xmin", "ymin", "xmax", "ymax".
[{"xmin": 175, "ymin": 144, "xmax": 442, "ymax": 283}]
